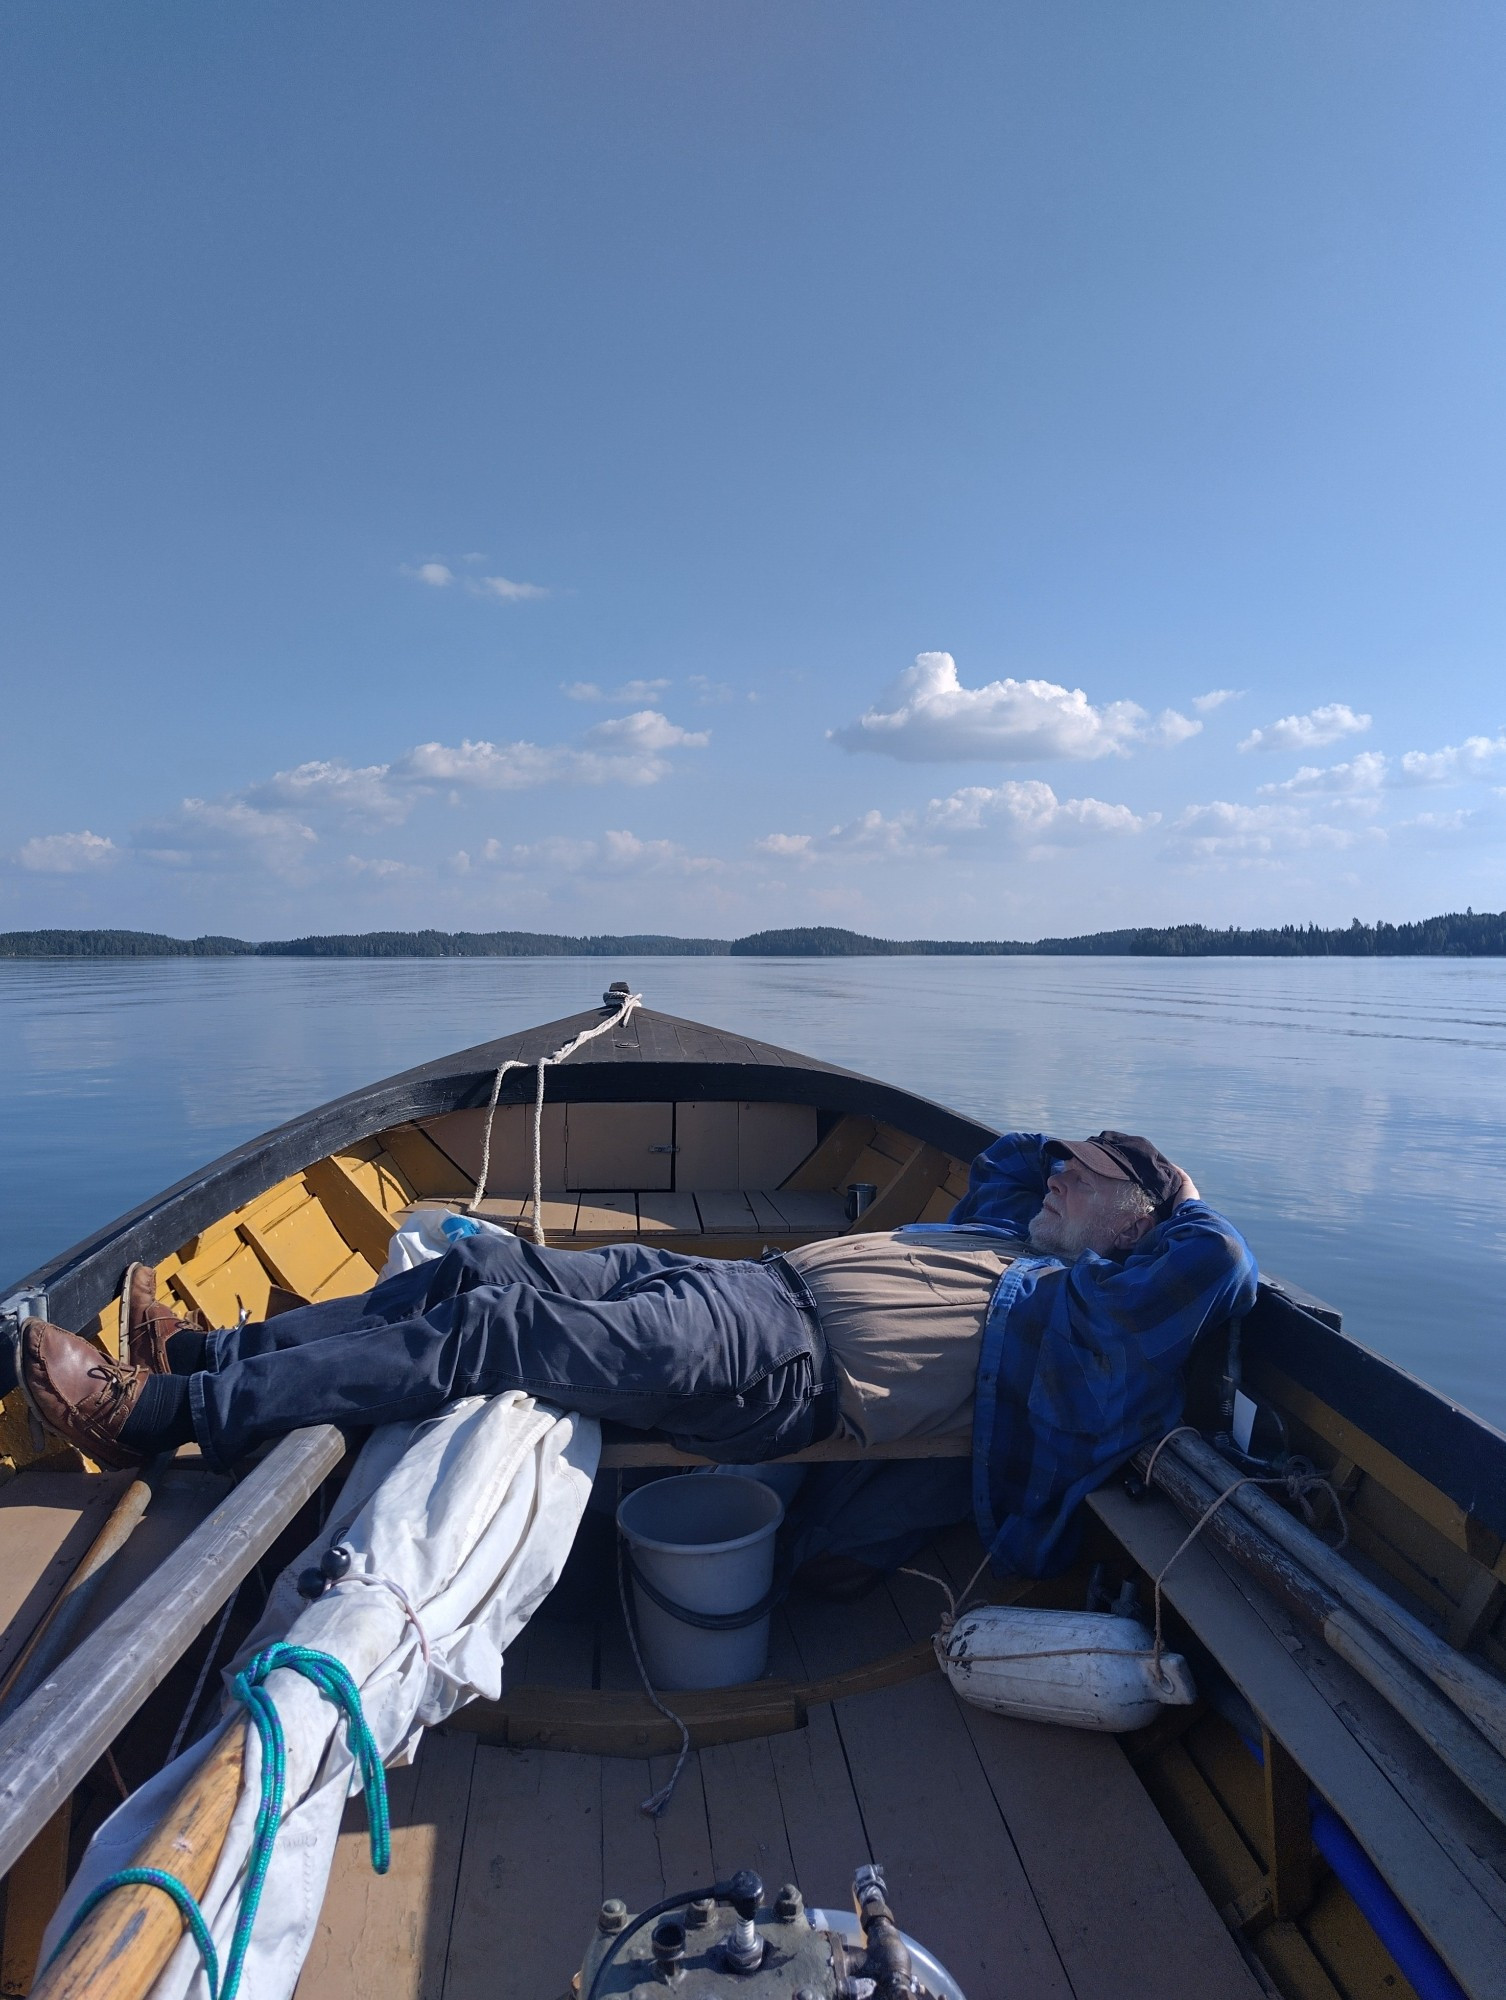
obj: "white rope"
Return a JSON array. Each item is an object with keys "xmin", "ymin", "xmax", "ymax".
[
  {"xmin": 467, "ymin": 990, "xmax": 643, "ymax": 1244},
  {"xmin": 326, "ymin": 1569, "xmax": 433, "ymax": 1667},
  {"xmin": 614, "ymin": 1479, "xmax": 693, "ymax": 1819}
]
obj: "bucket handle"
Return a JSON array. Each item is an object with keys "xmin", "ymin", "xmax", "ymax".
[{"xmin": 625, "ymin": 1552, "xmax": 789, "ymax": 1632}]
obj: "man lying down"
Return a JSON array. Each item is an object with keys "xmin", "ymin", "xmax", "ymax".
[{"xmin": 16, "ymin": 1130, "xmax": 1257, "ymax": 1591}]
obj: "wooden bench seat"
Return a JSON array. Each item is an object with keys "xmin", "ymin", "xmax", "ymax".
[{"xmin": 452, "ymin": 1188, "xmax": 849, "ymax": 1240}]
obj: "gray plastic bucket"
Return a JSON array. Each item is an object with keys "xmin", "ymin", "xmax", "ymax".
[{"xmin": 616, "ymin": 1474, "xmax": 784, "ymax": 1689}]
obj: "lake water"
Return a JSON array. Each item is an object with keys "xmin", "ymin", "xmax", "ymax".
[{"xmin": 2, "ymin": 955, "xmax": 1503, "ymax": 1430}]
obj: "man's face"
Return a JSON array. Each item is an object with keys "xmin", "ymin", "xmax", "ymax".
[{"xmin": 1028, "ymin": 1157, "xmax": 1140, "ymax": 1260}]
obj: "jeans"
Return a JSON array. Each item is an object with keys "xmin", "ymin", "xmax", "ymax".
[{"xmin": 189, "ymin": 1233, "xmax": 835, "ymax": 1468}]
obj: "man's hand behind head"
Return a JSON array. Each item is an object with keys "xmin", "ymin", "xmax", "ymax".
[{"xmin": 1169, "ymin": 1165, "xmax": 1200, "ymax": 1207}]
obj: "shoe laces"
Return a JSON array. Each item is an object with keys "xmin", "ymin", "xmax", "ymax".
[{"xmin": 87, "ymin": 1359, "xmax": 141, "ymax": 1413}]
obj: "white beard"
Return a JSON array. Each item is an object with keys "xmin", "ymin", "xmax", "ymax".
[{"xmin": 1026, "ymin": 1205, "xmax": 1101, "ymax": 1260}]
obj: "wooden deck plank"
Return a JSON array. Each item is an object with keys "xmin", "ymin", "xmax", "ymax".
[
  {"xmin": 573, "ymin": 1193, "xmax": 639, "ymax": 1235},
  {"xmin": 536, "ymin": 1193, "xmax": 582, "ymax": 1237},
  {"xmin": 600, "ymin": 1756, "xmax": 667, "ymax": 1912},
  {"xmin": 635, "ymin": 1192, "xmax": 701, "ymax": 1235},
  {"xmin": 767, "ymin": 1702, "xmax": 873, "ymax": 1908},
  {"xmin": 296, "ymin": 1731, "xmax": 476, "ymax": 2000},
  {"xmin": 788, "ymin": 1582, "xmax": 1075, "ymax": 2000},
  {"xmin": 885, "ymin": 1566, "xmax": 1262, "ymax": 2000},
  {"xmin": 746, "ymin": 1190, "xmax": 789, "ymax": 1233},
  {"xmin": 647, "ymin": 1750, "xmax": 718, "ymax": 1896},
  {"xmin": 693, "ymin": 1191, "xmax": 759, "ymax": 1233},
  {"xmin": 698, "ymin": 1734, "xmax": 798, "ymax": 1889},
  {"xmin": 442, "ymin": 1743, "xmax": 601, "ymax": 2000},
  {"xmin": 461, "ymin": 1195, "xmax": 529, "ymax": 1227},
  {"xmin": 762, "ymin": 1189, "xmax": 848, "ymax": 1231},
  {"xmin": 0, "ymin": 1470, "xmax": 131, "ymax": 1688}
]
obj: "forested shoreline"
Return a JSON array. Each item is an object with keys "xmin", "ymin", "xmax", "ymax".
[{"xmin": 4, "ymin": 910, "xmax": 1505, "ymax": 960}]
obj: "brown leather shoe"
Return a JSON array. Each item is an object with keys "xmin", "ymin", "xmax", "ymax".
[
  {"xmin": 119, "ymin": 1262, "xmax": 207, "ymax": 1374},
  {"xmin": 21, "ymin": 1320, "xmax": 149, "ymax": 1469}
]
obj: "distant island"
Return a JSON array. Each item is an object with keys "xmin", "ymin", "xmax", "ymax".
[{"xmin": 4, "ymin": 910, "xmax": 1505, "ymax": 958}]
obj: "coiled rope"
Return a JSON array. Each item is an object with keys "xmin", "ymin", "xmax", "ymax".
[
  {"xmin": 467, "ymin": 990, "xmax": 643, "ymax": 1243},
  {"xmin": 908, "ymin": 1425, "xmax": 1349, "ymax": 1693},
  {"xmin": 45, "ymin": 1642, "xmax": 389, "ymax": 2000}
]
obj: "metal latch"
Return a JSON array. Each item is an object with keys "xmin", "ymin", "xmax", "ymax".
[
  {"xmin": 1, "ymin": 1287, "xmax": 48, "ymax": 1341},
  {"xmin": 1, "ymin": 1290, "xmax": 48, "ymax": 1440}
]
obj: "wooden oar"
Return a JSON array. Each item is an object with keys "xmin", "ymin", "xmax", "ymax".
[
  {"xmin": 30, "ymin": 1719, "xmax": 249, "ymax": 2000},
  {"xmin": 1137, "ymin": 1441, "xmax": 1506, "ymax": 1826},
  {"xmin": 1168, "ymin": 1430, "xmax": 1506, "ymax": 1760}
]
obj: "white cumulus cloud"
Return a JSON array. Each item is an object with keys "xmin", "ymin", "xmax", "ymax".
[
  {"xmin": 484, "ymin": 830, "xmax": 720, "ymax": 876},
  {"xmin": 1238, "ymin": 703, "xmax": 1372, "ymax": 754},
  {"xmin": 392, "ymin": 711, "xmax": 709, "ymax": 793},
  {"xmin": 755, "ymin": 811, "xmax": 938, "ymax": 866},
  {"xmin": 1164, "ymin": 798, "xmax": 1382, "ymax": 863},
  {"xmin": 247, "ymin": 760, "xmax": 409, "ymax": 824},
  {"xmin": 925, "ymin": 780, "xmax": 1159, "ymax": 841},
  {"xmin": 402, "ymin": 559, "xmax": 548, "ymax": 601},
  {"xmin": 1146, "ymin": 709, "xmax": 1203, "ymax": 747},
  {"xmin": 830, "ymin": 652, "xmax": 1196, "ymax": 763},
  {"xmin": 1258, "ymin": 750, "xmax": 1390, "ymax": 796},
  {"xmin": 132, "ymin": 799, "xmax": 318, "ymax": 874},
  {"xmin": 1395, "ymin": 733, "xmax": 1506, "ymax": 785},
  {"xmin": 759, "ymin": 780, "xmax": 1155, "ymax": 867},
  {"xmin": 1256, "ymin": 733, "xmax": 1506, "ymax": 796},
  {"xmin": 346, "ymin": 854, "xmax": 420, "ymax": 879},
  {"xmin": 562, "ymin": 678, "xmax": 671, "ymax": 704},
  {"xmin": 470, "ymin": 574, "xmax": 548, "ymax": 602},
  {"xmin": 17, "ymin": 830, "xmax": 118, "ymax": 873},
  {"xmin": 1192, "ymin": 688, "xmax": 1246, "ymax": 714}
]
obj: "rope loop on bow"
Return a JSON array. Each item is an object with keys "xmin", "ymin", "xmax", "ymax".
[{"xmin": 468, "ymin": 990, "xmax": 642, "ymax": 1243}]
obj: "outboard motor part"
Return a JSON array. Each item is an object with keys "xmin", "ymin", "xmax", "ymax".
[{"xmin": 575, "ymin": 1863, "xmax": 964, "ymax": 2000}]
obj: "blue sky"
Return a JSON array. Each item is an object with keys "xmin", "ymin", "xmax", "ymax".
[{"xmin": 4, "ymin": 2, "xmax": 1505, "ymax": 942}]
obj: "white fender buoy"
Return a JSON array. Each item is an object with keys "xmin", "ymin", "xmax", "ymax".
[{"xmin": 940, "ymin": 1606, "xmax": 1197, "ymax": 1732}]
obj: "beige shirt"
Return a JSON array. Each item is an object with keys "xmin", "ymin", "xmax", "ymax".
[{"xmin": 786, "ymin": 1230, "xmax": 1016, "ymax": 1445}]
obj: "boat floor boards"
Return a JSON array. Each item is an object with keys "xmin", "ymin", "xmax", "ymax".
[
  {"xmin": 297, "ymin": 1528, "xmax": 1260, "ymax": 2000},
  {"xmin": 0, "ymin": 1470, "xmax": 132, "ymax": 1690}
]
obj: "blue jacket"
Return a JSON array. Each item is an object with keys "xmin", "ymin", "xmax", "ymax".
[{"xmin": 908, "ymin": 1131, "xmax": 1258, "ymax": 1576}]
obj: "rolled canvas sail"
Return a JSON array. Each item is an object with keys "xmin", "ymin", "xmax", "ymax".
[{"xmin": 42, "ymin": 1392, "xmax": 600, "ymax": 2000}]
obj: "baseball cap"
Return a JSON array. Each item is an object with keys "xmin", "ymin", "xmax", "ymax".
[{"xmin": 1044, "ymin": 1131, "xmax": 1184, "ymax": 1218}]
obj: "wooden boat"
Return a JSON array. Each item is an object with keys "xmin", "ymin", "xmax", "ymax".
[{"xmin": 2, "ymin": 993, "xmax": 1505, "ymax": 2000}]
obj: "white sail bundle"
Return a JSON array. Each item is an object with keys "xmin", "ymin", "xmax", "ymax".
[{"xmin": 42, "ymin": 1391, "xmax": 601, "ymax": 2000}]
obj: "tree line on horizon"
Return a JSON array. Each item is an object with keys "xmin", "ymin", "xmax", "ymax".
[{"xmin": 4, "ymin": 909, "xmax": 1505, "ymax": 959}]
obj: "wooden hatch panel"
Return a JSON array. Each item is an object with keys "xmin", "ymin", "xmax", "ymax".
[{"xmin": 399, "ymin": 1105, "xmax": 971, "ymax": 1250}]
